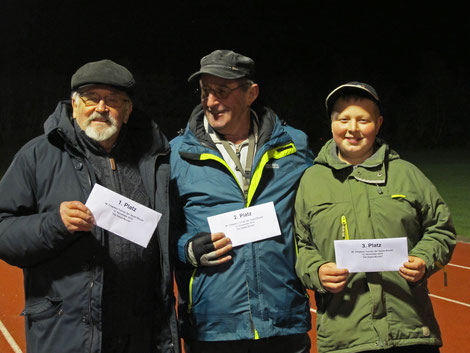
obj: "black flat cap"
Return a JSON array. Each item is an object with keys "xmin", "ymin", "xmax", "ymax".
[
  {"xmin": 325, "ymin": 81, "xmax": 381, "ymax": 116},
  {"xmin": 71, "ymin": 59, "xmax": 135, "ymax": 93},
  {"xmin": 188, "ymin": 49, "xmax": 255, "ymax": 82}
]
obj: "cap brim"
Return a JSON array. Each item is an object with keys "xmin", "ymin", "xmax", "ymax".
[
  {"xmin": 325, "ymin": 84, "xmax": 379, "ymax": 114},
  {"xmin": 73, "ymin": 83, "xmax": 134, "ymax": 96},
  {"xmin": 187, "ymin": 68, "xmax": 246, "ymax": 82}
]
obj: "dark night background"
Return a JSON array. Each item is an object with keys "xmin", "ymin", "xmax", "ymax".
[{"xmin": 1, "ymin": 0, "xmax": 470, "ymax": 172}]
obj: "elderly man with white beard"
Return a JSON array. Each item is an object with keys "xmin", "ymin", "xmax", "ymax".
[{"xmin": 0, "ymin": 59, "xmax": 180, "ymax": 353}]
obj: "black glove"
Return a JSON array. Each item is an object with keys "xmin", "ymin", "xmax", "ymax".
[{"xmin": 185, "ymin": 232, "xmax": 219, "ymax": 267}]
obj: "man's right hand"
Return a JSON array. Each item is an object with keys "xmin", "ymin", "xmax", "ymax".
[
  {"xmin": 318, "ymin": 262, "xmax": 349, "ymax": 293},
  {"xmin": 186, "ymin": 232, "xmax": 232, "ymax": 267},
  {"xmin": 60, "ymin": 201, "xmax": 95, "ymax": 233}
]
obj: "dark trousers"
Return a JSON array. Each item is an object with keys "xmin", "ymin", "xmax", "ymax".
[
  {"xmin": 102, "ymin": 329, "xmax": 153, "ymax": 353},
  {"xmin": 360, "ymin": 345, "xmax": 440, "ymax": 353},
  {"xmin": 185, "ymin": 333, "xmax": 311, "ymax": 353}
]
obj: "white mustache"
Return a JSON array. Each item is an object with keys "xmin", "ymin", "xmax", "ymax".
[{"xmin": 85, "ymin": 112, "xmax": 116, "ymax": 126}]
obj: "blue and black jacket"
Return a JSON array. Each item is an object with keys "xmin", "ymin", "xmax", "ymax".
[{"xmin": 170, "ymin": 103, "xmax": 314, "ymax": 341}]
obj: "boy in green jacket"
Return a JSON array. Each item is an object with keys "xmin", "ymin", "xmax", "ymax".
[{"xmin": 295, "ymin": 82, "xmax": 456, "ymax": 353}]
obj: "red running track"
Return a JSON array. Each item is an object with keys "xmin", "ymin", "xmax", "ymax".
[{"xmin": 1, "ymin": 242, "xmax": 469, "ymax": 353}]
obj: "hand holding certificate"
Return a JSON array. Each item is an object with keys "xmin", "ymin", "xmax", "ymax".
[
  {"xmin": 85, "ymin": 183, "xmax": 162, "ymax": 248},
  {"xmin": 334, "ymin": 237, "xmax": 408, "ymax": 273}
]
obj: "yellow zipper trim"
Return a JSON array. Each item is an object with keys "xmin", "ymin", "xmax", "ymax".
[
  {"xmin": 246, "ymin": 142, "xmax": 296, "ymax": 207},
  {"xmin": 341, "ymin": 215, "xmax": 350, "ymax": 240},
  {"xmin": 392, "ymin": 194, "xmax": 407, "ymax": 198},
  {"xmin": 187, "ymin": 268, "xmax": 197, "ymax": 313}
]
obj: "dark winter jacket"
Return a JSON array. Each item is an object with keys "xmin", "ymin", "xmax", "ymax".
[
  {"xmin": 170, "ymin": 104, "xmax": 314, "ymax": 341},
  {"xmin": 0, "ymin": 101, "xmax": 179, "ymax": 353}
]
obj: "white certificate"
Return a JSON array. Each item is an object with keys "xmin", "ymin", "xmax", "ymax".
[
  {"xmin": 334, "ymin": 237, "xmax": 408, "ymax": 273},
  {"xmin": 85, "ymin": 183, "xmax": 162, "ymax": 248},
  {"xmin": 207, "ymin": 201, "xmax": 281, "ymax": 247}
]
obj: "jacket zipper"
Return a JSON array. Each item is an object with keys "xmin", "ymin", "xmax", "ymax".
[
  {"xmin": 435, "ymin": 261, "xmax": 448, "ymax": 286},
  {"xmin": 341, "ymin": 215, "xmax": 350, "ymax": 240},
  {"xmin": 187, "ymin": 268, "xmax": 197, "ymax": 314},
  {"xmin": 88, "ymin": 276, "xmax": 94, "ymax": 353},
  {"xmin": 246, "ymin": 280, "xmax": 260, "ymax": 339}
]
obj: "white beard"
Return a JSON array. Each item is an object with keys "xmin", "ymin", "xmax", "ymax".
[{"xmin": 83, "ymin": 112, "xmax": 119, "ymax": 142}]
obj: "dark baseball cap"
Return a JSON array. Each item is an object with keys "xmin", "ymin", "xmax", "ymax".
[
  {"xmin": 188, "ymin": 49, "xmax": 255, "ymax": 82},
  {"xmin": 71, "ymin": 59, "xmax": 135, "ymax": 93},
  {"xmin": 325, "ymin": 81, "xmax": 380, "ymax": 115}
]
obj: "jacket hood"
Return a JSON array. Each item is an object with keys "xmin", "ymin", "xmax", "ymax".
[
  {"xmin": 44, "ymin": 100, "xmax": 78, "ymax": 148},
  {"xmin": 44, "ymin": 101, "xmax": 170, "ymax": 157}
]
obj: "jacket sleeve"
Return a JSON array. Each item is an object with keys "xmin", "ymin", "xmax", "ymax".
[
  {"xmin": 169, "ymin": 174, "xmax": 199, "ymax": 266},
  {"xmin": 294, "ymin": 173, "xmax": 329, "ymax": 293},
  {"xmin": 0, "ymin": 149, "xmax": 81, "ymax": 268},
  {"xmin": 168, "ymin": 141, "xmax": 196, "ymax": 266},
  {"xmin": 407, "ymin": 166, "xmax": 456, "ymax": 277}
]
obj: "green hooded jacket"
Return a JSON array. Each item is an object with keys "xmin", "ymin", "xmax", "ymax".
[{"xmin": 295, "ymin": 138, "xmax": 456, "ymax": 353}]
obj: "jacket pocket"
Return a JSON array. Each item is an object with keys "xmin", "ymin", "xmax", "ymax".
[{"xmin": 21, "ymin": 297, "xmax": 63, "ymax": 322}]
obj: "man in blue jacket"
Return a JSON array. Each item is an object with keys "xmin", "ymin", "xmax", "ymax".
[
  {"xmin": 0, "ymin": 59, "xmax": 179, "ymax": 353},
  {"xmin": 170, "ymin": 49, "xmax": 313, "ymax": 353}
]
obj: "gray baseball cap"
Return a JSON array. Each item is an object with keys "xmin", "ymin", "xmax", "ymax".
[{"xmin": 325, "ymin": 81, "xmax": 380, "ymax": 115}]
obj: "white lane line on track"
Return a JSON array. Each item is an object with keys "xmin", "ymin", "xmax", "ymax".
[
  {"xmin": 0, "ymin": 319, "xmax": 23, "ymax": 353},
  {"xmin": 448, "ymin": 263, "xmax": 470, "ymax": 271},
  {"xmin": 429, "ymin": 294, "xmax": 470, "ymax": 308}
]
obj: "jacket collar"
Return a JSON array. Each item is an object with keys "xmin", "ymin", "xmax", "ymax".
[
  {"xmin": 182, "ymin": 103, "xmax": 289, "ymax": 153},
  {"xmin": 316, "ymin": 138, "xmax": 399, "ymax": 184},
  {"xmin": 44, "ymin": 101, "xmax": 170, "ymax": 158}
]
